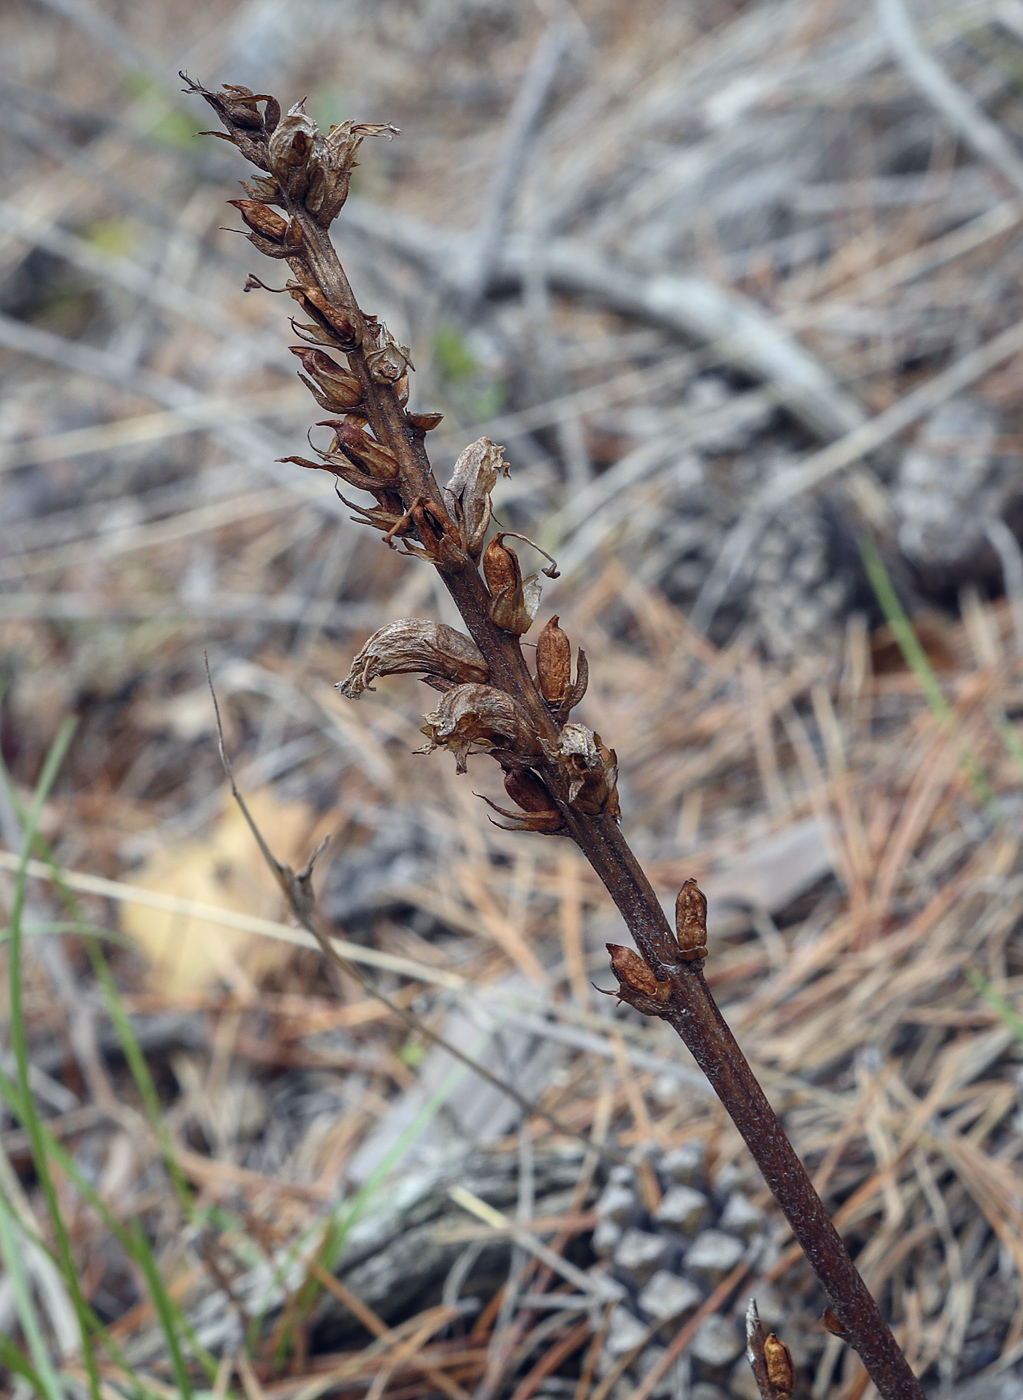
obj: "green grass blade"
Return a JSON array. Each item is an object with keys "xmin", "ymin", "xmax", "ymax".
[
  {"xmin": 130, "ymin": 1219, "xmax": 195, "ymax": 1400},
  {"xmin": 859, "ymin": 535, "xmax": 998, "ymax": 808},
  {"xmin": 966, "ymin": 968, "xmax": 1023, "ymax": 1045},
  {"xmin": 0, "ymin": 1176, "xmax": 67, "ymax": 1400},
  {"xmin": 6, "ymin": 720, "xmax": 103, "ymax": 1400}
]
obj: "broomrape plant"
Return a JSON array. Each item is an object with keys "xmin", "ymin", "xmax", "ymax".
[{"xmin": 186, "ymin": 75, "xmax": 926, "ymax": 1400}]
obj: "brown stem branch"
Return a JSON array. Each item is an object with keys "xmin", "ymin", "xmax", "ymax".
[{"xmin": 188, "ymin": 78, "xmax": 927, "ymax": 1400}]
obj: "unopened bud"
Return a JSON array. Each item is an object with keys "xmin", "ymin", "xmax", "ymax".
[
  {"xmin": 290, "ymin": 347, "xmax": 363, "ymax": 409},
  {"xmin": 763, "ymin": 1335, "xmax": 794, "ymax": 1396},
  {"xmin": 675, "ymin": 879, "xmax": 708, "ymax": 960},
  {"xmin": 607, "ymin": 944, "xmax": 671, "ymax": 1005},
  {"xmin": 338, "ymin": 620, "xmax": 488, "ymax": 698}
]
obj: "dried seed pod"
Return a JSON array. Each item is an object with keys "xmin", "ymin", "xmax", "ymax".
[
  {"xmin": 763, "ymin": 1334, "xmax": 795, "ymax": 1397},
  {"xmin": 420, "ymin": 684, "xmax": 541, "ymax": 774},
  {"xmin": 536, "ymin": 615, "xmax": 571, "ymax": 706},
  {"xmin": 337, "ymin": 620, "xmax": 488, "ymax": 699},
  {"xmin": 544, "ymin": 724, "xmax": 619, "ymax": 818},
  {"xmin": 606, "ymin": 944, "xmax": 672, "ymax": 1006},
  {"xmin": 227, "ymin": 199, "xmax": 288, "ymax": 242},
  {"xmin": 324, "ymin": 421, "xmax": 400, "ymax": 481},
  {"xmin": 482, "ymin": 535, "xmax": 542, "ymax": 634},
  {"xmin": 675, "ymin": 878, "xmax": 708, "ymax": 961},
  {"xmin": 290, "ymin": 347, "xmax": 363, "ymax": 409},
  {"xmin": 288, "ymin": 285, "xmax": 361, "ymax": 347},
  {"xmin": 443, "ymin": 438, "xmax": 510, "ymax": 560},
  {"xmin": 478, "ymin": 767, "xmax": 564, "ymax": 834}
]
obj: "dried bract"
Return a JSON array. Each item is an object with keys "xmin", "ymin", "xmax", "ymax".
[
  {"xmin": 544, "ymin": 723, "xmax": 620, "ymax": 817},
  {"xmin": 420, "ymin": 684, "xmax": 541, "ymax": 774},
  {"xmin": 443, "ymin": 438, "xmax": 509, "ymax": 560},
  {"xmin": 675, "ymin": 878, "xmax": 709, "ymax": 961},
  {"xmin": 482, "ymin": 535, "xmax": 542, "ymax": 634},
  {"xmin": 479, "ymin": 767, "xmax": 564, "ymax": 833},
  {"xmin": 338, "ymin": 620, "xmax": 488, "ymax": 699},
  {"xmin": 606, "ymin": 944, "xmax": 672, "ymax": 1007}
]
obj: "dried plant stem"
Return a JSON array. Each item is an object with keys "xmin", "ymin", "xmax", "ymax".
[{"xmin": 188, "ymin": 79, "xmax": 926, "ymax": 1400}]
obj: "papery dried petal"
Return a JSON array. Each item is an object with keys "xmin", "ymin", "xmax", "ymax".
[
  {"xmin": 607, "ymin": 944, "xmax": 671, "ymax": 1004},
  {"xmin": 338, "ymin": 620, "xmax": 488, "ymax": 699},
  {"xmin": 674, "ymin": 878, "xmax": 708, "ymax": 960},
  {"xmin": 544, "ymin": 723, "xmax": 619, "ymax": 817},
  {"xmin": 443, "ymin": 438, "xmax": 509, "ymax": 560},
  {"xmin": 420, "ymin": 683, "xmax": 541, "ymax": 774}
]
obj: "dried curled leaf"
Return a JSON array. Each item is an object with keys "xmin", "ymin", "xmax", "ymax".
[
  {"xmin": 543, "ymin": 723, "xmax": 620, "ymax": 818},
  {"xmin": 606, "ymin": 944, "xmax": 671, "ymax": 1006},
  {"xmin": 443, "ymin": 438, "xmax": 509, "ymax": 560},
  {"xmin": 420, "ymin": 684, "xmax": 541, "ymax": 774},
  {"xmin": 337, "ymin": 620, "xmax": 488, "ymax": 699},
  {"xmin": 674, "ymin": 878, "xmax": 709, "ymax": 961}
]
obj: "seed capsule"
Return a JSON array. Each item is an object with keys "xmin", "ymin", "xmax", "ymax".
[
  {"xmin": 227, "ymin": 199, "xmax": 288, "ymax": 242},
  {"xmin": 606, "ymin": 944, "xmax": 672, "ymax": 1005},
  {"xmin": 482, "ymin": 535, "xmax": 541, "ymax": 634},
  {"xmin": 675, "ymin": 878, "xmax": 708, "ymax": 961},
  {"xmin": 763, "ymin": 1334, "xmax": 795, "ymax": 1396}
]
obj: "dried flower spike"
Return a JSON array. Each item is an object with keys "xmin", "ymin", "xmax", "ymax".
[{"xmin": 675, "ymin": 877, "xmax": 709, "ymax": 961}]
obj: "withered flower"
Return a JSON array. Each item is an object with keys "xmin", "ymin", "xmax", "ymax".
[
  {"xmin": 443, "ymin": 438, "xmax": 510, "ymax": 560},
  {"xmin": 290, "ymin": 347, "xmax": 363, "ymax": 410},
  {"xmin": 420, "ymin": 684, "xmax": 541, "ymax": 774},
  {"xmin": 544, "ymin": 724, "xmax": 619, "ymax": 818},
  {"xmin": 267, "ymin": 103, "xmax": 399, "ymax": 225},
  {"xmin": 674, "ymin": 878, "xmax": 708, "ymax": 961},
  {"xmin": 482, "ymin": 535, "xmax": 542, "ymax": 634},
  {"xmin": 536, "ymin": 615, "xmax": 588, "ymax": 718},
  {"xmin": 337, "ymin": 620, "xmax": 488, "ymax": 698},
  {"xmin": 606, "ymin": 944, "xmax": 672, "ymax": 1006}
]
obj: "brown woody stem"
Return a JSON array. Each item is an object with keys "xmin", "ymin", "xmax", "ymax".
[{"xmin": 196, "ymin": 81, "xmax": 926, "ymax": 1400}]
